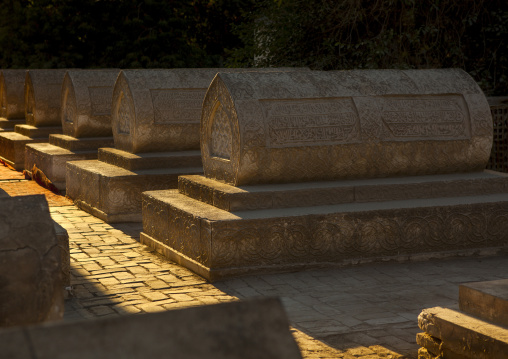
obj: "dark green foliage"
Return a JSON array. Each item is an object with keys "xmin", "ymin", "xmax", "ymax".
[
  {"xmin": 228, "ymin": 0, "xmax": 508, "ymax": 95},
  {"xmin": 0, "ymin": 0, "xmax": 252, "ymax": 69}
]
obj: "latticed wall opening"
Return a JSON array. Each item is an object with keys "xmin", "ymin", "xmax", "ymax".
[{"xmin": 487, "ymin": 97, "xmax": 508, "ymax": 172}]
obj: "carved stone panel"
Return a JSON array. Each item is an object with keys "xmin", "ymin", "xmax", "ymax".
[{"xmin": 201, "ymin": 69, "xmax": 492, "ymax": 186}]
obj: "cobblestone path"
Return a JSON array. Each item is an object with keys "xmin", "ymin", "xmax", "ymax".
[{"xmin": 2, "ymin": 164, "xmax": 508, "ymax": 358}]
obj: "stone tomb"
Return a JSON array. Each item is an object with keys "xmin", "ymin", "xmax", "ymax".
[
  {"xmin": 0, "ymin": 69, "xmax": 67, "ymax": 170},
  {"xmin": 0, "ymin": 298, "xmax": 302, "ymax": 359},
  {"xmin": 67, "ymin": 68, "xmax": 305, "ymax": 223},
  {"xmin": 0, "ymin": 70, "xmax": 26, "ymax": 132},
  {"xmin": 140, "ymin": 69, "xmax": 508, "ymax": 281},
  {"xmin": 0, "ymin": 195, "xmax": 65, "ymax": 327},
  {"xmin": 24, "ymin": 69, "xmax": 119, "ymax": 191}
]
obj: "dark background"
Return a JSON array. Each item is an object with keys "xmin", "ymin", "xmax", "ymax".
[{"xmin": 0, "ymin": 0, "xmax": 506, "ymax": 95}]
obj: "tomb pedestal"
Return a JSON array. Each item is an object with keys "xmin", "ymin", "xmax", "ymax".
[
  {"xmin": 25, "ymin": 135, "xmax": 114, "ymax": 191},
  {"xmin": 24, "ymin": 69, "xmax": 120, "ymax": 190},
  {"xmin": 66, "ymin": 147, "xmax": 202, "ymax": 222},
  {"xmin": 140, "ymin": 171, "xmax": 508, "ymax": 281}
]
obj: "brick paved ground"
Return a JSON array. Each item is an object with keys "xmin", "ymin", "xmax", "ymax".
[{"xmin": 2, "ymin": 164, "xmax": 508, "ymax": 359}]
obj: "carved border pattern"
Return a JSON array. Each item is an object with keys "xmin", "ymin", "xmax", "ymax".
[{"xmin": 205, "ymin": 203, "xmax": 508, "ymax": 269}]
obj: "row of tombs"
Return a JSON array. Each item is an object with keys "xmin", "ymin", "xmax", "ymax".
[
  {"xmin": 0, "ymin": 68, "xmax": 508, "ymax": 280},
  {"xmin": 1, "ymin": 68, "xmax": 508, "ymax": 358}
]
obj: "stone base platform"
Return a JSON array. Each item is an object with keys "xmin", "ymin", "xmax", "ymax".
[
  {"xmin": 0, "ymin": 131, "xmax": 47, "ymax": 170},
  {"xmin": 24, "ymin": 135, "xmax": 115, "ymax": 191},
  {"xmin": 140, "ymin": 171, "xmax": 508, "ymax": 281},
  {"xmin": 66, "ymin": 148, "xmax": 203, "ymax": 223},
  {"xmin": 0, "ymin": 118, "xmax": 24, "ymax": 131}
]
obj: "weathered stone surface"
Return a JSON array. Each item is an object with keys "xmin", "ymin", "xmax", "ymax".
[
  {"xmin": 61, "ymin": 69, "xmax": 119, "ymax": 138},
  {"xmin": 459, "ymin": 279, "xmax": 508, "ymax": 327},
  {"xmin": 0, "ymin": 298, "xmax": 302, "ymax": 359},
  {"xmin": 25, "ymin": 143, "xmax": 99, "ymax": 191},
  {"xmin": 201, "ymin": 69, "xmax": 492, "ymax": 185},
  {"xmin": 0, "ymin": 131, "xmax": 47, "ymax": 170},
  {"xmin": 0, "ymin": 195, "xmax": 64, "ymax": 327},
  {"xmin": 66, "ymin": 159, "xmax": 202, "ymax": 222},
  {"xmin": 141, "ymin": 188, "xmax": 508, "ymax": 281},
  {"xmin": 415, "ymin": 332, "xmax": 463, "ymax": 359},
  {"xmin": 25, "ymin": 69, "xmax": 67, "ymax": 127},
  {"xmin": 0, "ymin": 69, "xmax": 26, "ymax": 121},
  {"xmin": 112, "ymin": 68, "xmax": 308, "ymax": 153},
  {"xmin": 418, "ymin": 307, "xmax": 508, "ymax": 359}
]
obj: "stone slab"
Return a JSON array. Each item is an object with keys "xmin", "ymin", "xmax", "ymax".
[
  {"xmin": 0, "ymin": 118, "xmax": 24, "ymax": 131},
  {"xmin": 66, "ymin": 159, "xmax": 202, "ymax": 223},
  {"xmin": 49, "ymin": 134, "xmax": 114, "ymax": 151},
  {"xmin": 140, "ymin": 189, "xmax": 508, "ymax": 281},
  {"xmin": 178, "ymin": 171, "xmax": 508, "ymax": 212},
  {"xmin": 459, "ymin": 279, "xmax": 508, "ymax": 327},
  {"xmin": 98, "ymin": 147, "xmax": 202, "ymax": 170},
  {"xmin": 0, "ymin": 298, "xmax": 301, "ymax": 359},
  {"xmin": 202, "ymin": 69, "xmax": 492, "ymax": 186},
  {"xmin": 25, "ymin": 143, "xmax": 99, "ymax": 191},
  {"xmin": 0, "ymin": 195, "xmax": 64, "ymax": 327},
  {"xmin": 0, "ymin": 131, "xmax": 47, "ymax": 170},
  {"xmin": 418, "ymin": 307, "xmax": 508, "ymax": 359},
  {"xmin": 14, "ymin": 124, "xmax": 63, "ymax": 139}
]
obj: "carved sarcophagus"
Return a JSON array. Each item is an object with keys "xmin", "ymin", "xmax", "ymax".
[
  {"xmin": 61, "ymin": 69, "xmax": 120, "ymax": 138},
  {"xmin": 0, "ymin": 70, "xmax": 25, "ymax": 121},
  {"xmin": 141, "ymin": 69, "xmax": 508, "ymax": 281},
  {"xmin": 111, "ymin": 69, "xmax": 228, "ymax": 154},
  {"xmin": 24, "ymin": 69, "xmax": 68, "ymax": 127},
  {"xmin": 201, "ymin": 69, "xmax": 493, "ymax": 185}
]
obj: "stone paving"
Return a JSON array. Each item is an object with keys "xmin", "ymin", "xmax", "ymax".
[{"xmin": 2, "ymin": 163, "xmax": 508, "ymax": 358}]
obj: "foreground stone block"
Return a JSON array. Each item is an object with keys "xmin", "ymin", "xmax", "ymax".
[
  {"xmin": 25, "ymin": 70, "xmax": 119, "ymax": 190},
  {"xmin": 141, "ymin": 69, "xmax": 502, "ymax": 280},
  {"xmin": 459, "ymin": 279, "xmax": 508, "ymax": 327},
  {"xmin": 0, "ymin": 69, "xmax": 26, "ymax": 132},
  {"xmin": 418, "ymin": 307, "xmax": 508, "ymax": 359},
  {"xmin": 0, "ymin": 195, "xmax": 64, "ymax": 327},
  {"xmin": 0, "ymin": 298, "xmax": 302, "ymax": 359},
  {"xmin": 0, "ymin": 69, "xmax": 67, "ymax": 169}
]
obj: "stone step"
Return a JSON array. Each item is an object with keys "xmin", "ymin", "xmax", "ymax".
[
  {"xmin": 0, "ymin": 118, "xmax": 24, "ymax": 130},
  {"xmin": 418, "ymin": 307, "xmax": 508, "ymax": 359},
  {"xmin": 98, "ymin": 147, "xmax": 202, "ymax": 170},
  {"xmin": 49, "ymin": 134, "xmax": 114, "ymax": 151},
  {"xmin": 178, "ymin": 171, "xmax": 508, "ymax": 212},
  {"xmin": 459, "ymin": 279, "xmax": 508, "ymax": 328},
  {"xmin": 15, "ymin": 124, "xmax": 62, "ymax": 139}
]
